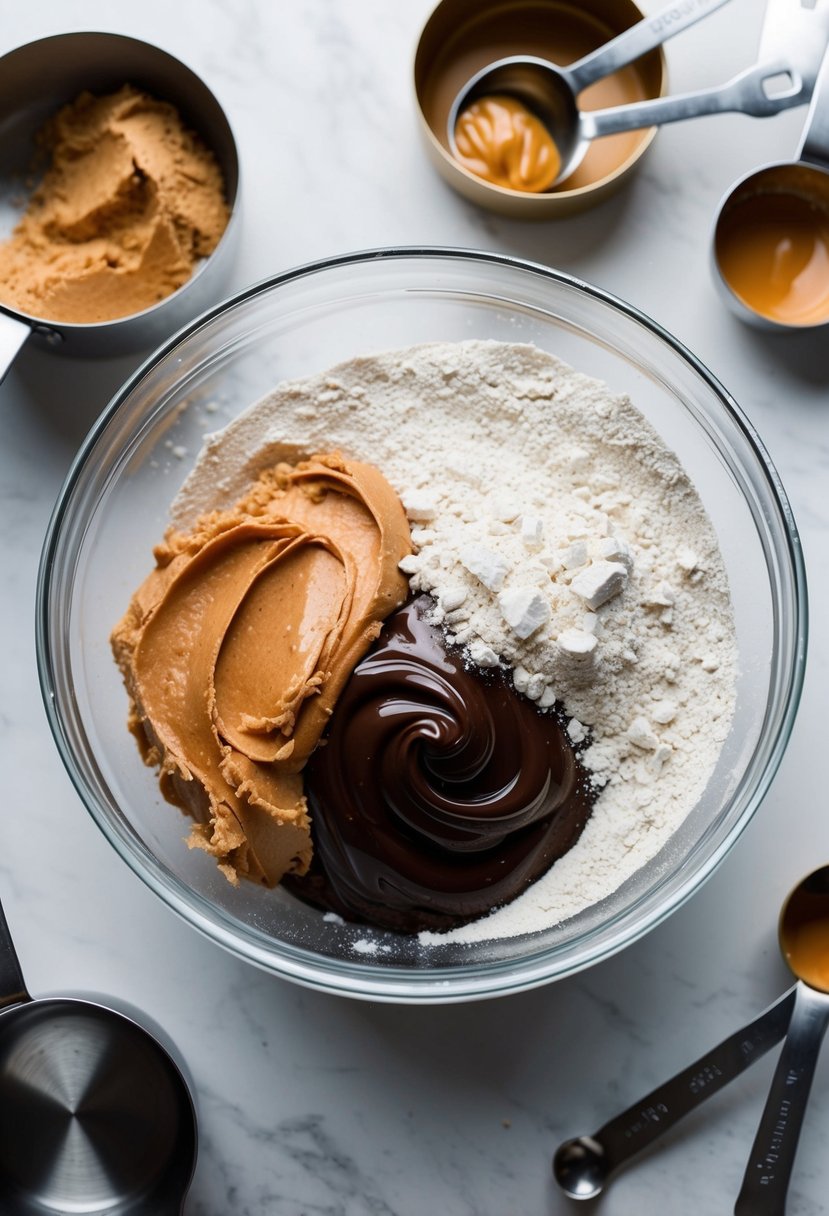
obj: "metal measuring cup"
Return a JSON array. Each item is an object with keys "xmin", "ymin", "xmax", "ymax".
[
  {"xmin": 711, "ymin": 43, "xmax": 829, "ymax": 329},
  {"xmin": 0, "ymin": 32, "xmax": 240, "ymax": 381},
  {"xmin": 0, "ymin": 897, "xmax": 197, "ymax": 1215}
]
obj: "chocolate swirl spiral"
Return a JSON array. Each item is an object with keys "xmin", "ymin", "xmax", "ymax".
[{"xmin": 299, "ymin": 597, "xmax": 594, "ymax": 933}]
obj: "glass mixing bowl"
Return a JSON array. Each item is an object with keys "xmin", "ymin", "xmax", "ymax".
[{"xmin": 37, "ymin": 249, "xmax": 806, "ymax": 1003}]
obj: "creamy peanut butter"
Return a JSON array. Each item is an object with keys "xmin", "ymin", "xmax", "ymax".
[
  {"xmin": 112, "ymin": 453, "xmax": 411, "ymax": 886},
  {"xmin": 454, "ymin": 95, "xmax": 561, "ymax": 192},
  {"xmin": 0, "ymin": 85, "xmax": 229, "ymax": 323}
]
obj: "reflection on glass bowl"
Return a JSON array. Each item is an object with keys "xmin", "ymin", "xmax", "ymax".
[{"xmin": 37, "ymin": 249, "xmax": 806, "ymax": 1003}]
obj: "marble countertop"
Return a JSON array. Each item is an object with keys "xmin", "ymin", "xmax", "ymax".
[{"xmin": 2, "ymin": 1, "xmax": 829, "ymax": 1212}]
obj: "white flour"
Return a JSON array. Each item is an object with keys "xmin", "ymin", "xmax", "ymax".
[{"xmin": 174, "ymin": 341, "xmax": 736, "ymax": 944}]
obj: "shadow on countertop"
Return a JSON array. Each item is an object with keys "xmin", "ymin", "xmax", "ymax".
[{"xmin": 2, "ymin": 339, "xmax": 150, "ymax": 471}]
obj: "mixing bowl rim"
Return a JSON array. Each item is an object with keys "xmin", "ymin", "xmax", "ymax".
[{"xmin": 35, "ymin": 245, "xmax": 808, "ymax": 1003}]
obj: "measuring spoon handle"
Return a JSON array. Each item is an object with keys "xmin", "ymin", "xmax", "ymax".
[
  {"xmin": 735, "ymin": 982, "xmax": 829, "ymax": 1216},
  {"xmin": 566, "ymin": 0, "xmax": 734, "ymax": 94},
  {"xmin": 583, "ymin": 58, "xmax": 810, "ymax": 140},
  {"xmin": 554, "ymin": 987, "xmax": 795, "ymax": 1198}
]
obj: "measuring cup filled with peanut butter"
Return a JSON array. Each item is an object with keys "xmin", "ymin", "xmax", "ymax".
[
  {"xmin": 712, "ymin": 47, "xmax": 829, "ymax": 330},
  {"xmin": 0, "ymin": 32, "xmax": 239, "ymax": 383}
]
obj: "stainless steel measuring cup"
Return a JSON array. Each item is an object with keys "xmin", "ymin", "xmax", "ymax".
[
  {"xmin": 0, "ymin": 31, "xmax": 240, "ymax": 381},
  {"xmin": 711, "ymin": 42, "xmax": 829, "ymax": 330},
  {"xmin": 0, "ymin": 898, "xmax": 197, "ymax": 1214}
]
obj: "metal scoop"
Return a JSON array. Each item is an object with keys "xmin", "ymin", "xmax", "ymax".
[
  {"xmin": 448, "ymin": 0, "xmax": 829, "ymax": 189},
  {"xmin": 0, "ymin": 898, "xmax": 197, "ymax": 1215}
]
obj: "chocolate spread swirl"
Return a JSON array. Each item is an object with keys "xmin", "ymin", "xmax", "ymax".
[{"xmin": 298, "ymin": 597, "xmax": 594, "ymax": 933}]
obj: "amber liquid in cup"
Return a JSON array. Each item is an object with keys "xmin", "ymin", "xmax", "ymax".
[
  {"xmin": 781, "ymin": 887, "xmax": 829, "ymax": 993},
  {"xmin": 715, "ymin": 191, "xmax": 829, "ymax": 327}
]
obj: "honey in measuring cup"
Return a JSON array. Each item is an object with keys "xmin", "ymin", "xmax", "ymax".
[
  {"xmin": 714, "ymin": 172, "xmax": 829, "ymax": 329},
  {"xmin": 453, "ymin": 94, "xmax": 562, "ymax": 191}
]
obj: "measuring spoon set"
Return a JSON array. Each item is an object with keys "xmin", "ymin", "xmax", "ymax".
[
  {"xmin": 554, "ymin": 866, "xmax": 829, "ymax": 1213},
  {"xmin": 450, "ymin": 0, "xmax": 829, "ymax": 329}
]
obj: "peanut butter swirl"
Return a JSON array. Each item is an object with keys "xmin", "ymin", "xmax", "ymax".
[
  {"xmin": 299, "ymin": 597, "xmax": 594, "ymax": 933},
  {"xmin": 111, "ymin": 453, "xmax": 411, "ymax": 887}
]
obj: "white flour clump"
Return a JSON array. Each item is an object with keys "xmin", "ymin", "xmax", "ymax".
[{"xmin": 173, "ymin": 340, "xmax": 737, "ymax": 944}]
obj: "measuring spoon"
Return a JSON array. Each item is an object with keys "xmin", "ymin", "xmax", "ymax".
[
  {"xmin": 447, "ymin": 0, "xmax": 829, "ymax": 189},
  {"xmin": 447, "ymin": 0, "xmax": 733, "ymax": 173},
  {"xmin": 735, "ymin": 866, "xmax": 829, "ymax": 1215},
  {"xmin": 553, "ymin": 986, "xmax": 795, "ymax": 1199},
  {"xmin": 0, "ymin": 897, "xmax": 197, "ymax": 1215},
  {"xmin": 451, "ymin": 55, "xmax": 812, "ymax": 189}
]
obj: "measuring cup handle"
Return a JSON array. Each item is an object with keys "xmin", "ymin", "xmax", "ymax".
[
  {"xmin": 798, "ymin": 42, "xmax": 829, "ymax": 168},
  {"xmin": 0, "ymin": 310, "xmax": 30, "ymax": 386},
  {"xmin": 0, "ymin": 900, "xmax": 29, "ymax": 1009},
  {"xmin": 583, "ymin": 58, "xmax": 811, "ymax": 140},
  {"xmin": 566, "ymin": 0, "xmax": 734, "ymax": 94},
  {"xmin": 734, "ymin": 982, "xmax": 829, "ymax": 1216}
]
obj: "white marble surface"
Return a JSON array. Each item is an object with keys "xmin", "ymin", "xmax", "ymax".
[{"xmin": 1, "ymin": 0, "xmax": 829, "ymax": 1211}]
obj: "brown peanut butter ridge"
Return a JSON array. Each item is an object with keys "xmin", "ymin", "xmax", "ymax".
[
  {"xmin": 111, "ymin": 452, "xmax": 412, "ymax": 887},
  {"xmin": 454, "ymin": 95, "xmax": 562, "ymax": 193},
  {"xmin": 0, "ymin": 85, "xmax": 229, "ymax": 323}
]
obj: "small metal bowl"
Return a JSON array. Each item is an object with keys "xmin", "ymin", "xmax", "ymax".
[
  {"xmin": 0, "ymin": 31, "xmax": 240, "ymax": 377},
  {"xmin": 414, "ymin": 0, "xmax": 666, "ymax": 218}
]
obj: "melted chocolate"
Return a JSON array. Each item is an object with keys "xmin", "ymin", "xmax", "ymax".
[{"xmin": 294, "ymin": 597, "xmax": 595, "ymax": 933}]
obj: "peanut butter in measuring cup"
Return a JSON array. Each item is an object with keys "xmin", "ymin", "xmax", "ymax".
[
  {"xmin": 414, "ymin": 0, "xmax": 665, "ymax": 218},
  {"xmin": 453, "ymin": 94, "xmax": 562, "ymax": 191},
  {"xmin": 714, "ymin": 174, "xmax": 829, "ymax": 328}
]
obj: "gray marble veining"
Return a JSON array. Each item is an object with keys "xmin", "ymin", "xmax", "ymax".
[{"xmin": 1, "ymin": 1, "xmax": 828, "ymax": 1213}]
